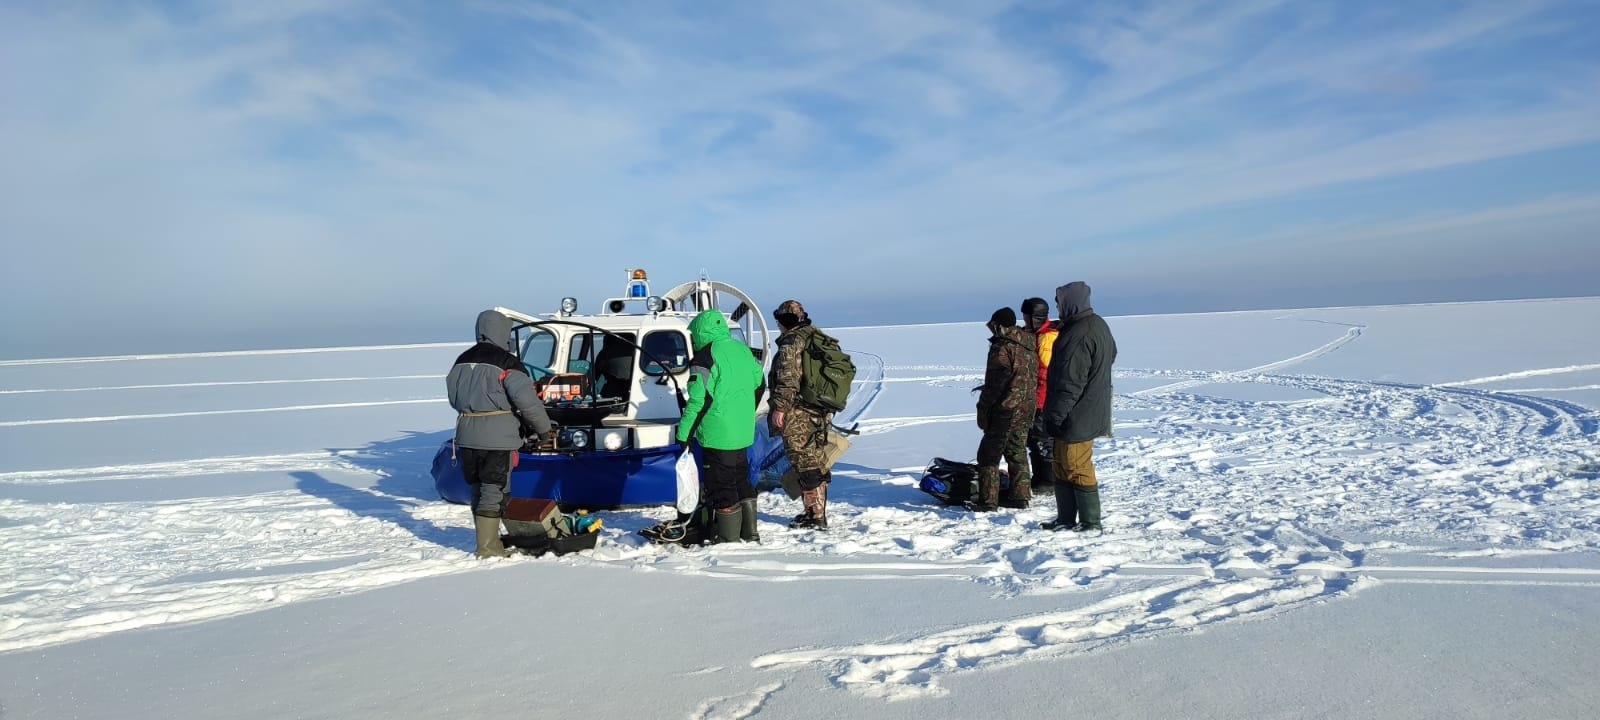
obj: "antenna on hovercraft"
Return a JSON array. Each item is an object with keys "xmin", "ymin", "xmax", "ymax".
[{"xmin": 691, "ymin": 274, "xmax": 715, "ymax": 311}]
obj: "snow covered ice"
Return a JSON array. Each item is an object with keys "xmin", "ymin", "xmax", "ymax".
[{"xmin": 3, "ymin": 298, "xmax": 1599, "ymax": 719}]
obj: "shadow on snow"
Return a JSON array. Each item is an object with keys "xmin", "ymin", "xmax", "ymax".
[{"xmin": 293, "ymin": 429, "xmax": 465, "ymax": 551}]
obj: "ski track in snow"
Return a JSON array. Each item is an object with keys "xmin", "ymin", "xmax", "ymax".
[
  {"xmin": 1437, "ymin": 363, "xmax": 1600, "ymax": 388},
  {"xmin": 1129, "ymin": 321, "xmax": 1364, "ymax": 397},
  {"xmin": 0, "ymin": 374, "xmax": 439, "ymax": 395},
  {"xmin": 0, "ymin": 399, "xmax": 444, "ymax": 427},
  {"xmin": 690, "ymin": 682, "xmax": 784, "ymax": 720},
  {"xmin": 752, "ymin": 574, "xmax": 1375, "ymax": 700},
  {"xmin": 0, "ymin": 451, "xmax": 390, "ymax": 485},
  {"xmin": 4, "ymin": 326, "xmax": 1600, "ymax": 704}
]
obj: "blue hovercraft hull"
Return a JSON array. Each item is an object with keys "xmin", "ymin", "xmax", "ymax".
[{"xmin": 432, "ymin": 422, "xmax": 789, "ymax": 509}]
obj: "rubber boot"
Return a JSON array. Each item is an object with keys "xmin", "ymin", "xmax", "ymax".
[
  {"xmin": 714, "ymin": 506, "xmax": 743, "ymax": 544},
  {"xmin": 1073, "ymin": 488, "xmax": 1102, "ymax": 532},
  {"xmin": 793, "ymin": 485, "xmax": 831, "ymax": 529},
  {"xmin": 1041, "ymin": 483, "xmax": 1078, "ymax": 531},
  {"xmin": 1029, "ymin": 449, "xmax": 1054, "ymax": 493},
  {"xmin": 739, "ymin": 498, "xmax": 761, "ymax": 543},
  {"xmin": 791, "ymin": 487, "xmax": 820, "ymax": 529},
  {"xmin": 791, "ymin": 473, "xmax": 830, "ymax": 530},
  {"xmin": 474, "ymin": 515, "xmax": 511, "ymax": 558},
  {"xmin": 815, "ymin": 481, "xmax": 830, "ymax": 530}
]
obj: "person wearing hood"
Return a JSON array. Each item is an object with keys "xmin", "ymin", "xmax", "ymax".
[
  {"xmin": 445, "ymin": 309, "xmax": 555, "ymax": 558},
  {"xmin": 1040, "ymin": 281, "xmax": 1118, "ymax": 532},
  {"xmin": 675, "ymin": 309, "xmax": 767, "ymax": 543},
  {"xmin": 972, "ymin": 307, "xmax": 1039, "ymax": 511},
  {"xmin": 1020, "ymin": 297, "xmax": 1061, "ymax": 494}
]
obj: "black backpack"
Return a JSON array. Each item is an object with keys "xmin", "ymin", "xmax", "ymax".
[{"xmin": 917, "ymin": 457, "xmax": 1009, "ymax": 506}]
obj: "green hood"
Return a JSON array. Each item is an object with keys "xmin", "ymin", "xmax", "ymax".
[{"xmin": 688, "ymin": 310, "xmax": 732, "ymax": 350}]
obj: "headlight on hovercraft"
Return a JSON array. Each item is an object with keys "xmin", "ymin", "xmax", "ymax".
[
  {"xmin": 646, "ymin": 295, "xmax": 664, "ymax": 313},
  {"xmin": 596, "ymin": 428, "xmax": 628, "ymax": 451},
  {"xmin": 558, "ymin": 427, "xmax": 590, "ymax": 449},
  {"xmin": 560, "ymin": 297, "xmax": 578, "ymax": 315}
]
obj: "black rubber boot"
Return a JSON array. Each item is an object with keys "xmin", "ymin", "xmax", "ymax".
[
  {"xmin": 714, "ymin": 506, "xmax": 743, "ymax": 543},
  {"xmin": 474, "ymin": 515, "xmax": 510, "ymax": 558},
  {"xmin": 1040, "ymin": 483, "xmax": 1078, "ymax": 531},
  {"xmin": 1074, "ymin": 488, "xmax": 1102, "ymax": 532},
  {"xmin": 739, "ymin": 498, "xmax": 760, "ymax": 542},
  {"xmin": 1029, "ymin": 450, "xmax": 1054, "ymax": 493}
]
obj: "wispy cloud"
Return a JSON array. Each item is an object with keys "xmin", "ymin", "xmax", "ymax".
[{"xmin": 2, "ymin": 0, "xmax": 1597, "ymax": 353}]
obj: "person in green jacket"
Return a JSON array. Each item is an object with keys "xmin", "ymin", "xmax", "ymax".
[{"xmin": 676, "ymin": 309, "xmax": 768, "ymax": 543}]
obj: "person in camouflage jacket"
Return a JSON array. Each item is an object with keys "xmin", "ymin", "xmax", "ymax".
[
  {"xmin": 768, "ymin": 299, "xmax": 835, "ymax": 529},
  {"xmin": 974, "ymin": 307, "xmax": 1038, "ymax": 510}
]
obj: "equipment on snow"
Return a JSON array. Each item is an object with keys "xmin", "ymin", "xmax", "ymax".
[
  {"xmin": 640, "ymin": 505, "xmax": 716, "ymax": 546},
  {"xmin": 917, "ymin": 457, "xmax": 1010, "ymax": 507},
  {"xmin": 499, "ymin": 498, "xmax": 602, "ymax": 556}
]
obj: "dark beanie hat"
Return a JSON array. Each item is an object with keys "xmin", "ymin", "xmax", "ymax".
[{"xmin": 989, "ymin": 307, "xmax": 1017, "ymax": 326}]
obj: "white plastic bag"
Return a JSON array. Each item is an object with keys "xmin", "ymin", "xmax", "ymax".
[{"xmin": 675, "ymin": 449, "xmax": 700, "ymax": 515}]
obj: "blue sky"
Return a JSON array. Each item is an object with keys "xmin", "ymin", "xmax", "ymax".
[{"xmin": 2, "ymin": 0, "xmax": 1598, "ymax": 357}]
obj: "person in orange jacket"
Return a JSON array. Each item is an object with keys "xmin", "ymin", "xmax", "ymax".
[{"xmin": 1021, "ymin": 297, "xmax": 1059, "ymax": 493}]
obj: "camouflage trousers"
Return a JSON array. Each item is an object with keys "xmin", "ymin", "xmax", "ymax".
[
  {"xmin": 977, "ymin": 410, "xmax": 1032, "ymax": 504},
  {"xmin": 780, "ymin": 405, "xmax": 832, "ymax": 490}
]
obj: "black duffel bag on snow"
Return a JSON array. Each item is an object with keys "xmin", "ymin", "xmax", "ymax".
[{"xmin": 917, "ymin": 457, "xmax": 1009, "ymax": 506}]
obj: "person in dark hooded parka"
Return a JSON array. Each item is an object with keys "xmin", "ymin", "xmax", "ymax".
[
  {"xmin": 446, "ymin": 310, "xmax": 555, "ymax": 557},
  {"xmin": 1040, "ymin": 282, "xmax": 1117, "ymax": 532}
]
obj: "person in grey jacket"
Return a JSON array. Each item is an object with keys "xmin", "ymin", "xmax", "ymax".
[
  {"xmin": 1040, "ymin": 282, "xmax": 1117, "ymax": 532},
  {"xmin": 446, "ymin": 310, "xmax": 555, "ymax": 558}
]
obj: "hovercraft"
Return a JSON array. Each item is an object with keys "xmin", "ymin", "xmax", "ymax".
[{"xmin": 431, "ymin": 270, "xmax": 789, "ymax": 509}]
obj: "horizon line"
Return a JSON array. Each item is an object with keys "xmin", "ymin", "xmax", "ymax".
[{"xmin": 4, "ymin": 295, "xmax": 1596, "ymax": 366}]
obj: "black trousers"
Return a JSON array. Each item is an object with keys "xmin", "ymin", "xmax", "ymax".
[
  {"xmin": 701, "ymin": 447, "xmax": 755, "ymax": 510},
  {"xmin": 1027, "ymin": 412, "xmax": 1055, "ymax": 487},
  {"xmin": 460, "ymin": 446, "xmax": 513, "ymax": 518}
]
